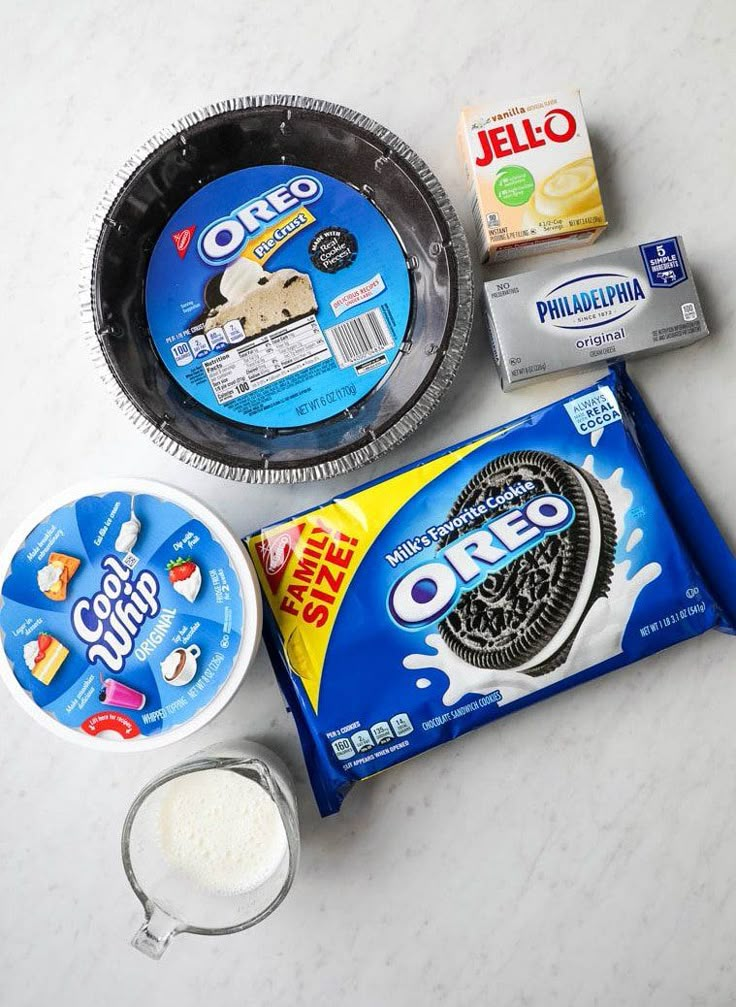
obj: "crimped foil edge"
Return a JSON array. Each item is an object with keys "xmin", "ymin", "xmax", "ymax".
[{"xmin": 80, "ymin": 94, "xmax": 473, "ymax": 484}]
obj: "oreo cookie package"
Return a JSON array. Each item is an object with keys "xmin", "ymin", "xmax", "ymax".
[{"xmin": 246, "ymin": 366, "xmax": 736, "ymax": 815}]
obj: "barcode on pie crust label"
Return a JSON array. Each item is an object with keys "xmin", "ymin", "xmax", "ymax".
[{"xmin": 325, "ymin": 308, "xmax": 395, "ymax": 368}]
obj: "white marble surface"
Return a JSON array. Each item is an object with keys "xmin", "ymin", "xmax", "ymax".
[{"xmin": 1, "ymin": 1, "xmax": 735, "ymax": 1003}]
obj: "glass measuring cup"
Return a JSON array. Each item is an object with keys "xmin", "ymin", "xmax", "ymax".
[{"xmin": 121, "ymin": 740, "xmax": 299, "ymax": 958}]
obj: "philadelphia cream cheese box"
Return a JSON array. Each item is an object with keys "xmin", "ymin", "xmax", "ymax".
[
  {"xmin": 458, "ymin": 89, "xmax": 607, "ymax": 263},
  {"xmin": 483, "ymin": 236, "xmax": 708, "ymax": 390}
]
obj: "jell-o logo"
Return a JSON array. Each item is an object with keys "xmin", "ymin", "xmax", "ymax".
[{"xmin": 474, "ymin": 108, "xmax": 577, "ymax": 166}]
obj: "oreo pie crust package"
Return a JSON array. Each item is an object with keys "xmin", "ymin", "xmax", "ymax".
[
  {"xmin": 246, "ymin": 366, "xmax": 736, "ymax": 815},
  {"xmin": 82, "ymin": 95, "xmax": 472, "ymax": 482}
]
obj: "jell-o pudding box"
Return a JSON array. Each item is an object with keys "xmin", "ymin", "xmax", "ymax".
[{"xmin": 458, "ymin": 89, "xmax": 607, "ymax": 262}]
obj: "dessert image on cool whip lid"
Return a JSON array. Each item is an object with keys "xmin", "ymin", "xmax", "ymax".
[
  {"xmin": 82, "ymin": 95, "xmax": 472, "ymax": 483},
  {"xmin": 0, "ymin": 480, "xmax": 261, "ymax": 750}
]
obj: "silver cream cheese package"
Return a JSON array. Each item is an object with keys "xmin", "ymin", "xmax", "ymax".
[{"xmin": 483, "ymin": 236, "xmax": 708, "ymax": 390}]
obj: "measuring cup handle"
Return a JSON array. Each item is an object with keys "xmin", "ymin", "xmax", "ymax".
[{"xmin": 131, "ymin": 905, "xmax": 180, "ymax": 960}]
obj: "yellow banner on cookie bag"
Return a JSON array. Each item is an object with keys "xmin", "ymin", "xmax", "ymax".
[
  {"xmin": 247, "ymin": 430, "xmax": 514, "ymax": 713},
  {"xmin": 241, "ymin": 207, "xmax": 316, "ymax": 266}
]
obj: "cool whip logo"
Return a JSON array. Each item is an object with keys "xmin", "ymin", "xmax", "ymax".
[
  {"xmin": 71, "ymin": 556, "xmax": 161, "ymax": 672},
  {"xmin": 474, "ymin": 107, "xmax": 577, "ymax": 167},
  {"xmin": 536, "ymin": 272, "xmax": 646, "ymax": 331},
  {"xmin": 198, "ymin": 176, "xmax": 323, "ymax": 266},
  {"xmin": 389, "ymin": 494, "xmax": 574, "ymax": 627}
]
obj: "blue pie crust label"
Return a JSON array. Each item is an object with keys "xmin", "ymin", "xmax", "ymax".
[{"xmin": 145, "ymin": 165, "xmax": 412, "ymax": 429}]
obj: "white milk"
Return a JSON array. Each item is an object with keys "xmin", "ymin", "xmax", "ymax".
[{"xmin": 157, "ymin": 769, "xmax": 288, "ymax": 896}]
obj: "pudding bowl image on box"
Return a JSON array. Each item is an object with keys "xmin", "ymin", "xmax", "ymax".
[
  {"xmin": 0, "ymin": 480, "xmax": 261, "ymax": 751},
  {"xmin": 82, "ymin": 94, "xmax": 473, "ymax": 483}
]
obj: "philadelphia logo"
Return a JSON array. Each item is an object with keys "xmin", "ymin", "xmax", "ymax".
[{"xmin": 535, "ymin": 271, "xmax": 646, "ymax": 330}]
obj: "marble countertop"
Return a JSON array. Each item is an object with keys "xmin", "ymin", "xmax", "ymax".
[{"xmin": 1, "ymin": 1, "xmax": 734, "ymax": 1003}]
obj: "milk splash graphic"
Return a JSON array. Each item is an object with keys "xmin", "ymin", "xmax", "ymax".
[{"xmin": 402, "ymin": 431, "xmax": 662, "ymax": 707}]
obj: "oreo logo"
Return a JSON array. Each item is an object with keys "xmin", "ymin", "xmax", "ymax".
[
  {"xmin": 198, "ymin": 176, "xmax": 323, "ymax": 266},
  {"xmin": 389, "ymin": 493, "xmax": 574, "ymax": 628}
]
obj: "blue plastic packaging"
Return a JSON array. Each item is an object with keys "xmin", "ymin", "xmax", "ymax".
[{"xmin": 247, "ymin": 366, "xmax": 736, "ymax": 814}]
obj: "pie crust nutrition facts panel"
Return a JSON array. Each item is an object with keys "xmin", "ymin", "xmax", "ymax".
[{"xmin": 203, "ymin": 316, "xmax": 331, "ymax": 405}]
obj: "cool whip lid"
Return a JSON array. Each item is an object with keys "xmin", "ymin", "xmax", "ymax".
[
  {"xmin": 0, "ymin": 480, "xmax": 261, "ymax": 750},
  {"xmin": 82, "ymin": 95, "xmax": 472, "ymax": 483}
]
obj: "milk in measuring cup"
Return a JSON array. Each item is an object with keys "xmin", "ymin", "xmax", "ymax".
[{"xmin": 157, "ymin": 768, "xmax": 288, "ymax": 895}]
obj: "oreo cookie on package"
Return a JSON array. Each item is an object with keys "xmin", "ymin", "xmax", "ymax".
[
  {"xmin": 437, "ymin": 450, "xmax": 616, "ymax": 677},
  {"xmin": 246, "ymin": 365, "xmax": 736, "ymax": 815},
  {"xmin": 82, "ymin": 95, "xmax": 472, "ymax": 482}
]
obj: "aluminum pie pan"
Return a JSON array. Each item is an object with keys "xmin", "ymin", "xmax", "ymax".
[{"xmin": 81, "ymin": 95, "xmax": 473, "ymax": 483}]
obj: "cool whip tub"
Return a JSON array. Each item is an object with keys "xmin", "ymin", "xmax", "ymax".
[
  {"xmin": 247, "ymin": 365, "xmax": 736, "ymax": 815},
  {"xmin": 83, "ymin": 95, "xmax": 472, "ymax": 483},
  {"xmin": 483, "ymin": 235, "xmax": 708, "ymax": 389},
  {"xmin": 458, "ymin": 89, "xmax": 607, "ymax": 262},
  {"xmin": 0, "ymin": 481, "xmax": 261, "ymax": 750}
]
